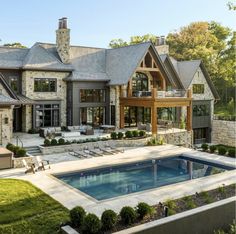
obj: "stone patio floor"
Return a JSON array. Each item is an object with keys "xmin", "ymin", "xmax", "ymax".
[{"xmin": 0, "ymin": 145, "xmax": 235, "ymax": 217}]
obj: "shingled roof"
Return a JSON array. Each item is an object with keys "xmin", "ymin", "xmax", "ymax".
[{"xmin": 23, "ymin": 43, "xmax": 73, "ymax": 71}]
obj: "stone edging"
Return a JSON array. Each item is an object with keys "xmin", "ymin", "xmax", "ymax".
[{"xmin": 13, "ymin": 156, "xmax": 34, "ymax": 168}]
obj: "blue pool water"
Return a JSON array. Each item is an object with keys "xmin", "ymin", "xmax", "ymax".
[{"xmin": 55, "ymin": 156, "xmax": 233, "ymax": 200}]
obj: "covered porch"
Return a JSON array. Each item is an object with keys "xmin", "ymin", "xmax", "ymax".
[{"xmin": 120, "ymin": 89, "xmax": 193, "ymax": 136}]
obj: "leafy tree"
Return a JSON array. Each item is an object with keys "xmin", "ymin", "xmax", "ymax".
[
  {"xmin": 3, "ymin": 42, "xmax": 27, "ymax": 48},
  {"xmin": 109, "ymin": 34, "xmax": 156, "ymax": 48},
  {"xmin": 227, "ymin": 1, "xmax": 236, "ymax": 10}
]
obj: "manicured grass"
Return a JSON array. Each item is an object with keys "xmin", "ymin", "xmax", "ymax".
[{"xmin": 0, "ymin": 179, "xmax": 69, "ymax": 234}]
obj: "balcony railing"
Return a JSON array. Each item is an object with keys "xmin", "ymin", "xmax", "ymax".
[{"xmin": 130, "ymin": 89, "xmax": 186, "ymax": 98}]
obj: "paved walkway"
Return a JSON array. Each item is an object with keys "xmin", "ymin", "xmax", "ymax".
[{"xmin": 0, "ymin": 145, "xmax": 235, "ymax": 217}]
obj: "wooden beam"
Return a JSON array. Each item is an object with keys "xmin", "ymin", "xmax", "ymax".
[
  {"xmin": 187, "ymin": 101, "xmax": 192, "ymax": 131},
  {"xmin": 137, "ymin": 67, "xmax": 159, "ymax": 72},
  {"xmin": 151, "ymin": 104, "xmax": 157, "ymax": 136}
]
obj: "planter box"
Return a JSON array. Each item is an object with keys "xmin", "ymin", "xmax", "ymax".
[
  {"xmin": 115, "ymin": 197, "xmax": 236, "ymax": 234},
  {"xmin": 0, "ymin": 148, "xmax": 13, "ymax": 169},
  {"xmin": 39, "ymin": 137, "xmax": 152, "ymax": 155}
]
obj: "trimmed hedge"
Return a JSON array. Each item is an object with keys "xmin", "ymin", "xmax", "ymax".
[
  {"xmin": 70, "ymin": 206, "xmax": 86, "ymax": 228},
  {"xmin": 209, "ymin": 145, "xmax": 217, "ymax": 153},
  {"xmin": 201, "ymin": 143, "xmax": 208, "ymax": 151},
  {"xmin": 119, "ymin": 206, "xmax": 136, "ymax": 225},
  {"xmin": 228, "ymin": 148, "xmax": 235, "ymax": 158},
  {"xmin": 136, "ymin": 202, "xmax": 153, "ymax": 219},
  {"xmin": 218, "ymin": 146, "xmax": 227, "ymax": 155},
  {"xmin": 82, "ymin": 213, "xmax": 101, "ymax": 234},
  {"xmin": 101, "ymin": 209, "xmax": 117, "ymax": 231}
]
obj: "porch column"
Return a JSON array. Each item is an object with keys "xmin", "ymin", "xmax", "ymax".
[
  {"xmin": 187, "ymin": 89, "xmax": 192, "ymax": 131},
  {"xmin": 151, "ymin": 104, "xmax": 157, "ymax": 136},
  {"xmin": 120, "ymin": 104, "xmax": 125, "ymax": 128}
]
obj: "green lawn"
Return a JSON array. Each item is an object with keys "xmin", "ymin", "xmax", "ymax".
[{"xmin": 0, "ymin": 179, "xmax": 69, "ymax": 234}]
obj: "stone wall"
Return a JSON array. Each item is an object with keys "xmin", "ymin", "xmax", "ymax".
[
  {"xmin": 212, "ymin": 120, "xmax": 236, "ymax": 147},
  {"xmin": 0, "ymin": 107, "xmax": 13, "ymax": 145},
  {"xmin": 158, "ymin": 130, "xmax": 193, "ymax": 147},
  {"xmin": 22, "ymin": 70, "xmax": 69, "ymax": 129},
  {"xmin": 13, "ymin": 156, "xmax": 34, "ymax": 168}
]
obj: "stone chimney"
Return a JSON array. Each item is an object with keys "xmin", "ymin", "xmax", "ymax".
[
  {"xmin": 154, "ymin": 36, "xmax": 169, "ymax": 55},
  {"xmin": 56, "ymin": 17, "xmax": 70, "ymax": 63}
]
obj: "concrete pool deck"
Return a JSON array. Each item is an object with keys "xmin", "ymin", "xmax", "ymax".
[{"xmin": 0, "ymin": 145, "xmax": 235, "ymax": 216}]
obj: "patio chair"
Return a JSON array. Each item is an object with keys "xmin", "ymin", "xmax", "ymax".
[
  {"xmin": 96, "ymin": 143, "xmax": 117, "ymax": 155},
  {"xmin": 87, "ymin": 146, "xmax": 103, "ymax": 156},
  {"xmin": 22, "ymin": 159, "xmax": 36, "ymax": 174},
  {"xmin": 68, "ymin": 149, "xmax": 91, "ymax": 158},
  {"xmin": 104, "ymin": 142, "xmax": 124, "ymax": 153},
  {"xmin": 83, "ymin": 146, "xmax": 102, "ymax": 157},
  {"xmin": 35, "ymin": 156, "xmax": 51, "ymax": 171}
]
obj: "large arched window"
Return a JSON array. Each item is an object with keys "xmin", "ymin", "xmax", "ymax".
[{"xmin": 132, "ymin": 72, "xmax": 148, "ymax": 92}]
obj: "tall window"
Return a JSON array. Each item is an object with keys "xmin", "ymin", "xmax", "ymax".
[
  {"xmin": 80, "ymin": 89, "xmax": 105, "ymax": 102},
  {"xmin": 35, "ymin": 104, "xmax": 60, "ymax": 127},
  {"xmin": 193, "ymin": 105, "xmax": 209, "ymax": 117},
  {"xmin": 80, "ymin": 107, "xmax": 105, "ymax": 126},
  {"xmin": 192, "ymin": 84, "xmax": 204, "ymax": 94},
  {"xmin": 132, "ymin": 72, "xmax": 148, "ymax": 92},
  {"xmin": 34, "ymin": 78, "xmax": 57, "ymax": 92}
]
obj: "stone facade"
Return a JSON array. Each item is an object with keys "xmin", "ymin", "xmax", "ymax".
[
  {"xmin": 158, "ymin": 130, "xmax": 193, "ymax": 146},
  {"xmin": 21, "ymin": 70, "xmax": 69, "ymax": 130},
  {"xmin": 190, "ymin": 67, "xmax": 215, "ymax": 119},
  {"xmin": 110, "ymin": 86, "xmax": 120, "ymax": 128},
  {"xmin": 0, "ymin": 83, "xmax": 14, "ymax": 145},
  {"xmin": 212, "ymin": 120, "xmax": 236, "ymax": 147},
  {"xmin": 0, "ymin": 107, "xmax": 13, "ymax": 145},
  {"xmin": 56, "ymin": 28, "xmax": 70, "ymax": 64}
]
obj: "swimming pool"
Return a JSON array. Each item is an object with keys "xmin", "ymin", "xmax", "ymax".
[{"xmin": 54, "ymin": 156, "xmax": 233, "ymax": 200}]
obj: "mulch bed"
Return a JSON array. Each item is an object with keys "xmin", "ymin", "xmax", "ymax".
[{"xmin": 105, "ymin": 183, "xmax": 236, "ymax": 233}]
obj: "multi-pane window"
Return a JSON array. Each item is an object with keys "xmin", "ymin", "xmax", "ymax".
[
  {"xmin": 34, "ymin": 78, "xmax": 57, "ymax": 92},
  {"xmin": 193, "ymin": 105, "xmax": 209, "ymax": 117},
  {"xmin": 192, "ymin": 84, "xmax": 204, "ymax": 94},
  {"xmin": 80, "ymin": 107, "xmax": 105, "ymax": 126},
  {"xmin": 80, "ymin": 89, "xmax": 105, "ymax": 102},
  {"xmin": 132, "ymin": 72, "xmax": 148, "ymax": 92},
  {"xmin": 35, "ymin": 104, "xmax": 60, "ymax": 127}
]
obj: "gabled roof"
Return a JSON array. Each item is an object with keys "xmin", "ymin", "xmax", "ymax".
[
  {"xmin": 159, "ymin": 54, "xmax": 184, "ymax": 89},
  {"xmin": 177, "ymin": 60, "xmax": 201, "ymax": 88},
  {"xmin": 0, "ymin": 94, "xmax": 19, "ymax": 105},
  {"xmin": 0, "ymin": 47, "xmax": 28, "ymax": 69},
  {"xmin": 0, "ymin": 73, "xmax": 18, "ymax": 100},
  {"xmin": 23, "ymin": 43, "xmax": 73, "ymax": 71},
  {"xmin": 106, "ymin": 42, "xmax": 151, "ymax": 85}
]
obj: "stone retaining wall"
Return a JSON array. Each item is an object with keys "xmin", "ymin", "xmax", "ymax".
[
  {"xmin": 13, "ymin": 156, "xmax": 34, "ymax": 168},
  {"xmin": 212, "ymin": 120, "xmax": 236, "ymax": 147},
  {"xmin": 39, "ymin": 137, "xmax": 152, "ymax": 155},
  {"xmin": 158, "ymin": 130, "xmax": 193, "ymax": 147}
]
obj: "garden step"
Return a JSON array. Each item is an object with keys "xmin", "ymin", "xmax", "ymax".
[{"xmin": 24, "ymin": 146, "xmax": 42, "ymax": 156}]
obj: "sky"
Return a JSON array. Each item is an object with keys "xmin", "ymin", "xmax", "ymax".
[{"xmin": 0, "ymin": 0, "xmax": 235, "ymax": 48}]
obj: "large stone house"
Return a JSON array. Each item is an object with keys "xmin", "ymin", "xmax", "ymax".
[{"xmin": 0, "ymin": 18, "xmax": 219, "ymax": 145}]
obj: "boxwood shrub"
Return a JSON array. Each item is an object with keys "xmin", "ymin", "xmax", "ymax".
[
  {"xmin": 209, "ymin": 145, "xmax": 217, "ymax": 153},
  {"xmin": 58, "ymin": 138, "xmax": 65, "ymax": 145},
  {"xmin": 50, "ymin": 139, "xmax": 58, "ymax": 146},
  {"xmin": 70, "ymin": 206, "xmax": 86, "ymax": 228},
  {"xmin": 125, "ymin": 130, "xmax": 133, "ymax": 138},
  {"xmin": 136, "ymin": 202, "xmax": 153, "ymax": 219},
  {"xmin": 16, "ymin": 148, "xmax": 26, "ymax": 157},
  {"xmin": 201, "ymin": 143, "xmax": 208, "ymax": 151},
  {"xmin": 132, "ymin": 130, "xmax": 139, "ymax": 138},
  {"xmin": 101, "ymin": 209, "xmax": 117, "ymax": 231},
  {"xmin": 44, "ymin": 139, "xmax": 51, "ymax": 146},
  {"xmin": 218, "ymin": 146, "xmax": 227, "ymax": 155},
  {"xmin": 110, "ymin": 132, "xmax": 117, "ymax": 140},
  {"xmin": 119, "ymin": 206, "xmax": 136, "ymax": 225},
  {"xmin": 117, "ymin": 132, "xmax": 124, "ymax": 139},
  {"xmin": 139, "ymin": 130, "xmax": 146, "ymax": 137},
  {"xmin": 82, "ymin": 213, "xmax": 101, "ymax": 234},
  {"xmin": 228, "ymin": 148, "xmax": 235, "ymax": 158}
]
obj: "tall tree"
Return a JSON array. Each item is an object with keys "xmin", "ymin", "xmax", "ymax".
[
  {"xmin": 3, "ymin": 42, "xmax": 27, "ymax": 48},
  {"xmin": 166, "ymin": 21, "xmax": 234, "ymax": 108},
  {"xmin": 109, "ymin": 34, "xmax": 156, "ymax": 48}
]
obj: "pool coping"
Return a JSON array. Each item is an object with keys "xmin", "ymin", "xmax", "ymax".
[{"xmin": 1, "ymin": 145, "xmax": 235, "ymax": 216}]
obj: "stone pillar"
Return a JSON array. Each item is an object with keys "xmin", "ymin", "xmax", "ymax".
[
  {"xmin": 120, "ymin": 104, "xmax": 124, "ymax": 129},
  {"xmin": 22, "ymin": 105, "xmax": 32, "ymax": 132},
  {"xmin": 187, "ymin": 89, "xmax": 192, "ymax": 131}
]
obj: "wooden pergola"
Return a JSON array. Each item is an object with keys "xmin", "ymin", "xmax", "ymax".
[{"xmin": 120, "ymin": 88, "xmax": 193, "ymax": 136}]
